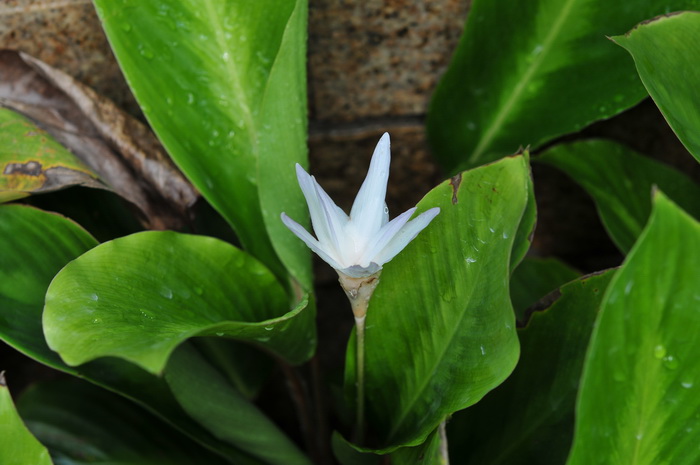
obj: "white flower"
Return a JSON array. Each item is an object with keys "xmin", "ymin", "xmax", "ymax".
[{"xmin": 281, "ymin": 133, "xmax": 440, "ymax": 278}]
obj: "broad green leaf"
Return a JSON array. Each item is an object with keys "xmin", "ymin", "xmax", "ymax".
[
  {"xmin": 360, "ymin": 155, "xmax": 529, "ymax": 449},
  {"xmin": 44, "ymin": 231, "xmax": 316, "ymax": 373},
  {"xmin": 613, "ymin": 11, "xmax": 700, "ymax": 164},
  {"xmin": 165, "ymin": 345, "xmax": 311, "ymax": 465},
  {"xmin": 449, "ymin": 271, "xmax": 614, "ymax": 465},
  {"xmin": 538, "ymin": 139, "xmax": 700, "ymax": 253},
  {"xmin": 567, "ymin": 193, "xmax": 700, "ymax": 465},
  {"xmin": 18, "ymin": 378, "xmax": 225, "ymax": 465},
  {"xmin": 0, "ymin": 108, "xmax": 104, "ymax": 202},
  {"xmin": 92, "ymin": 0, "xmax": 311, "ymax": 287},
  {"xmin": 427, "ymin": 0, "xmax": 700, "ymax": 173},
  {"xmin": 0, "ymin": 373, "xmax": 53, "ymax": 465},
  {"xmin": 510, "ymin": 257, "xmax": 580, "ymax": 322},
  {"xmin": 0, "ymin": 205, "xmax": 263, "ymax": 463}
]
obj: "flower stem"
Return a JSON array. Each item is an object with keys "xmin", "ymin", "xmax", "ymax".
[
  {"xmin": 355, "ymin": 314, "xmax": 367, "ymax": 441},
  {"xmin": 338, "ymin": 272, "xmax": 381, "ymax": 444}
]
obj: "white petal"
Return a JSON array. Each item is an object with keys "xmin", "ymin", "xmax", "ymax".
[
  {"xmin": 295, "ymin": 164, "xmax": 336, "ymax": 254},
  {"xmin": 350, "ymin": 133, "xmax": 391, "ymax": 235},
  {"xmin": 313, "ymin": 180, "xmax": 350, "ymax": 265},
  {"xmin": 281, "ymin": 213, "xmax": 344, "ymax": 270},
  {"xmin": 358, "ymin": 207, "xmax": 416, "ymax": 267},
  {"xmin": 372, "ymin": 207, "xmax": 440, "ymax": 266}
]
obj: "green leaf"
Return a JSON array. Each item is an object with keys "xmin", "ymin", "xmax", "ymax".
[
  {"xmin": 509, "ymin": 151, "xmax": 536, "ymax": 271},
  {"xmin": 613, "ymin": 11, "xmax": 700, "ymax": 164},
  {"xmin": 537, "ymin": 139, "xmax": 700, "ymax": 253},
  {"xmin": 165, "ymin": 345, "xmax": 312, "ymax": 465},
  {"xmin": 0, "ymin": 373, "xmax": 53, "ymax": 465},
  {"xmin": 17, "ymin": 378, "xmax": 226, "ymax": 465},
  {"xmin": 92, "ymin": 0, "xmax": 311, "ymax": 286},
  {"xmin": 427, "ymin": 0, "xmax": 700, "ymax": 173},
  {"xmin": 510, "ymin": 257, "xmax": 580, "ymax": 321},
  {"xmin": 0, "ymin": 204, "xmax": 98, "ymax": 356},
  {"xmin": 360, "ymin": 155, "xmax": 529, "ymax": 449},
  {"xmin": 0, "ymin": 108, "xmax": 103, "ymax": 202},
  {"xmin": 44, "ymin": 231, "xmax": 316, "ymax": 374},
  {"xmin": 567, "ymin": 193, "xmax": 700, "ymax": 465},
  {"xmin": 0, "ymin": 205, "xmax": 263, "ymax": 462},
  {"xmin": 449, "ymin": 270, "xmax": 614, "ymax": 465}
]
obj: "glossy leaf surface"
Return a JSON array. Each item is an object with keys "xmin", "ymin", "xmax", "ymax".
[
  {"xmin": 44, "ymin": 231, "xmax": 315, "ymax": 374},
  {"xmin": 0, "ymin": 373, "xmax": 53, "ymax": 465},
  {"xmin": 613, "ymin": 11, "xmax": 700, "ymax": 164},
  {"xmin": 0, "ymin": 108, "xmax": 103, "ymax": 202},
  {"xmin": 18, "ymin": 378, "xmax": 225, "ymax": 465},
  {"xmin": 0, "ymin": 205, "xmax": 263, "ymax": 463},
  {"xmin": 92, "ymin": 0, "xmax": 311, "ymax": 286},
  {"xmin": 450, "ymin": 271, "xmax": 613, "ymax": 465},
  {"xmin": 538, "ymin": 139, "xmax": 700, "ymax": 253},
  {"xmin": 567, "ymin": 193, "xmax": 700, "ymax": 465},
  {"xmin": 428, "ymin": 0, "xmax": 700, "ymax": 173},
  {"xmin": 359, "ymin": 155, "xmax": 529, "ymax": 449}
]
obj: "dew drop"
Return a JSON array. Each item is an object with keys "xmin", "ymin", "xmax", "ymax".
[
  {"xmin": 222, "ymin": 51, "xmax": 230, "ymax": 61},
  {"xmin": 194, "ymin": 286, "xmax": 204, "ymax": 296},
  {"xmin": 90, "ymin": 293, "xmax": 99, "ymax": 301},
  {"xmin": 92, "ymin": 318, "xmax": 102, "ymax": 324},
  {"xmin": 256, "ymin": 336, "xmax": 270, "ymax": 342},
  {"xmin": 653, "ymin": 344, "xmax": 667, "ymax": 359},
  {"xmin": 663, "ymin": 355, "xmax": 679, "ymax": 370},
  {"xmin": 502, "ymin": 231, "xmax": 509, "ymax": 239},
  {"xmin": 624, "ymin": 281, "xmax": 633, "ymax": 295},
  {"xmin": 187, "ymin": 93, "xmax": 195, "ymax": 104},
  {"xmin": 264, "ymin": 326, "xmax": 274, "ymax": 331},
  {"xmin": 480, "ymin": 345, "xmax": 486, "ymax": 355},
  {"xmin": 681, "ymin": 381, "xmax": 693, "ymax": 389},
  {"xmin": 216, "ymin": 332, "xmax": 224, "ymax": 337},
  {"xmin": 121, "ymin": 23, "xmax": 132, "ymax": 32},
  {"xmin": 465, "ymin": 257, "xmax": 476, "ymax": 264},
  {"xmin": 139, "ymin": 48, "xmax": 154, "ymax": 59},
  {"xmin": 159, "ymin": 287, "xmax": 173, "ymax": 299}
]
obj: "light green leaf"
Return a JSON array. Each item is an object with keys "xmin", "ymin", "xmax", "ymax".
[
  {"xmin": 428, "ymin": 0, "xmax": 700, "ymax": 173},
  {"xmin": 450, "ymin": 271, "xmax": 614, "ymax": 465},
  {"xmin": 613, "ymin": 11, "xmax": 700, "ymax": 164},
  {"xmin": 0, "ymin": 108, "xmax": 104, "ymax": 202},
  {"xmin": 567, "ymin": 193, "xmax": 700, "ymax": 465},
  {"xmin": 165, "ymin": 345, "xmax": 311, "ymax": 465},
  {"xmin": 0, "ymin": 373, "xmax": 53, "ymax": 465},
  {"xmin": 359, "ymin": 155, "xmax": 529, "ymax": 450},
  {"xmin": 510, "ymin": 257, "xmax": 580, "ymax": 322},
  {"xmin": 538, "ymin": 139, "xmax": 700, "ymax": 253},
  {"xmin": 44, "ymin": 231, "xmax": 316, "ymax": 374},
  {"xmin": 18, "ymin": 378, "xmax": 226, "ymax": 465},
  {"xmin": 0, "ymin": 205, "xmax": 263, "ymax": 463},
  {"xmin": 92, "ymin": 0, "xmax": 311, "ymax": 286}
]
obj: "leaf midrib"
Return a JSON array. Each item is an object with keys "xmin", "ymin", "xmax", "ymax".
[{"xmin": 469, "ymin": 0, "xmax": 579, "ymax": 165}]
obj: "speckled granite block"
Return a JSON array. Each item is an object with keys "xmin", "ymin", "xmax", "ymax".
[
  {"xmin": 308, "ymin": 0, "xmax": 471, "ymax": 122},
  {"xmin": 0, "ymin": 0, "xmax": 139, "ymax": 113}
]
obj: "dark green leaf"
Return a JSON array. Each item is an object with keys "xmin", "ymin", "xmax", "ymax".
[
  {"xmin": 613, "ymin": 11, "xmax": 700, "ymax": 164},
  {"xmin": 44, "ymin": 231, "xmax": 316, "ymax": 374},
  {"xmin": 510, "ymin": 257, "xmax": 580, "ymax": 321},
  {"xmin": 18, "ymin": 378, "xmax": 225, "ymax": 465},
  {"xmin": 450, "ymin": 271, "xmax": 613, "ymax": 465},
  {"xmin": 538, "ymin": 139, "xmax": 700, "ymax": 252},
  {"xmin": 92, "ymin": 0, "xmax": 311, "ymax": 286},
  {"xmin": 0, "ymin": 373, "xmax": 53, "ymax": 465},
  {"xmin": 428, "ymin": 0, "xmax": 700, "ymax": 173},
  {"xmin": 567, "ymin": 193, "xmax": 700, "ymax": 465},
  {"xmin": 359, "ymin": 155, "xmax": 529, "ymax": 449},
  {"xmin": 165, "ymin": 345, "xmax": 311, "ymax": 465}
]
